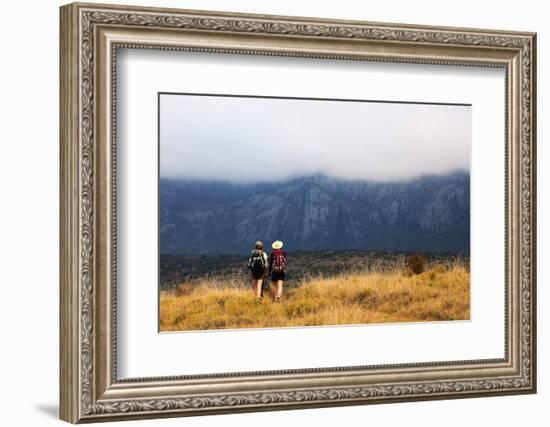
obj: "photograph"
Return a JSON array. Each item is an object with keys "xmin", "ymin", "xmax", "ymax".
[{"xmin": 158, "ymin": 93, "xmax": 471, "ymax": 332}]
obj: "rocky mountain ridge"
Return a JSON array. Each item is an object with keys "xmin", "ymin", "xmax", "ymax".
[{"xmin": 159, "ymin": 172, "xmax": 470, "ymax": 255}]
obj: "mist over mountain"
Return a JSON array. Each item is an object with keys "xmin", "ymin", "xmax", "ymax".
[{"xmin": 159, "ymin": 173, "xmax": 470, "ymax": 256}]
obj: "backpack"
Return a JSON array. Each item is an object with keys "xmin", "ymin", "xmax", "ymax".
[
  {"xmin": 249, "ymin": 250, "xmax": 266, "ymax": 276},
  {"xmin": 271, "ymin": 250, "xmax": 286, "ymax": 273}
]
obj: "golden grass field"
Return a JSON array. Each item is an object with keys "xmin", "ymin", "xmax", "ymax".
[{"xmin": 159, "ymin": 265, "xmax": 470, "ymax": 332}]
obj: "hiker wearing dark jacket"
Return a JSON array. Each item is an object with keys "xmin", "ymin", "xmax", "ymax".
[
  {"xmin": 269, "ymin": 240, "xmax": 287, "ymax": 302},
  {"xmin": 247, "ymin": 241, "xmax": 268, "ymax": 301}
]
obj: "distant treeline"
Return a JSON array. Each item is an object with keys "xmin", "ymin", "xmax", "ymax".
[{"xmin": 160, "ymin": 250, "xmax": 469, "ymax": 290}]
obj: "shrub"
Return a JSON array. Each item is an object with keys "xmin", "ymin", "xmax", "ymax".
[
  {"xmin": 406, "ymin": 255, "xmax": 426, "ymax": 275},
  {"xmin": 175, "ymin": 282, "xmax": 194, "ymax": 297},
  {"xmin": 433, "ymin": 264, "xmax": 447, "ymax": 274}
]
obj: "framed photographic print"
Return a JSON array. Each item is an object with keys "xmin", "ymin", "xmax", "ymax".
[
  {"xmin": 60, "ymin": 2, "xmax": 537, "ymax": 423},
  {"xmin": 158, "ymin": 93, "xmax": 472, "ymax": 331}
]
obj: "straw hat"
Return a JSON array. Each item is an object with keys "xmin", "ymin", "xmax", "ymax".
[{"xmin": 272, "ymin": 240, "xmax": 283, "ymax": 250}]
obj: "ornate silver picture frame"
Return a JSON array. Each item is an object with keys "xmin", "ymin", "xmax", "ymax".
[{"xmin": 60, "ymin": 2, "xmax": 536, "ymax": 423}]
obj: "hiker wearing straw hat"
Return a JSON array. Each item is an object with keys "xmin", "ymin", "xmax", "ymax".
[
  {"xmin": 269, "ymin": 240, "xmax": 287, "ymax": 302},
  {"xmin": 247, "ymin": 241, "xmax": 268, "ymax": 301}
]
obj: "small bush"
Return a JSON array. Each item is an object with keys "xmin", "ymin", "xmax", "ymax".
[
  {"xmin": 348, "ymin": 289, "xmax": 376, "ymax": 305},
  {"xmin": 175, "ymin": 282, "xmax": 194, "ymax": 297},
  {"xmin": 433, "ymin": 265, "xmax": 447, "ymax": 274},
  {"xmin": 406, "ymin": 255, "xmax": 426, "ymax": 275}
]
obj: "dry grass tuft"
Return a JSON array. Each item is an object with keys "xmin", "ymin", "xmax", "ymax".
[{"xmin": 159, "ymin": 265, "xmax": 470, "ymax": 332}]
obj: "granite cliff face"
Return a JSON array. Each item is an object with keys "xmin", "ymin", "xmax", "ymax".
[{"xmin": 159, "ymin": 173, "xmax": 470, "ymax": 255}]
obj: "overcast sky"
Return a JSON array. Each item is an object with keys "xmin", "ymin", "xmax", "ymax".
[{"xmin": 160, "ymin": 94, "xmax": 470, "ymax": 183}]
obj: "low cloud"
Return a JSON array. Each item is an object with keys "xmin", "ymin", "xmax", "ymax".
[{"xmin": 160, "ymin": 94, "xmax": 470, "ymax": 182}]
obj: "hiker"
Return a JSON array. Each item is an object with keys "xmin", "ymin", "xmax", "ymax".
[
  {"xmin": 269, "ymin": 240, "xmax": 287, "ymax": 302},
  {"xmin": 247, "ymin": 241, "xmax": 268, "ymax": 301}
]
